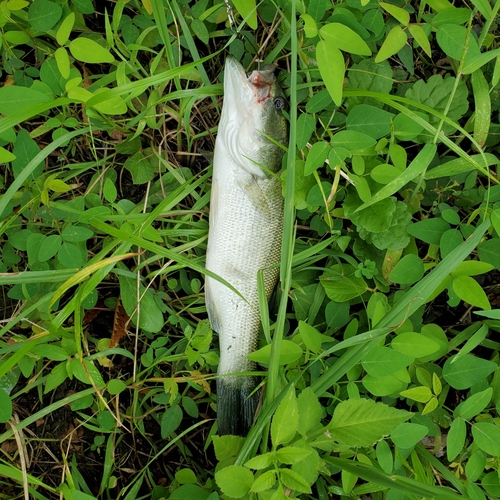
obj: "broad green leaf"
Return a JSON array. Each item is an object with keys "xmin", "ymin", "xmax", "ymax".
[
  {"xmin": 390, "ymin": 423, "xmax": 428, "ymax": 449},
  {"xmin": 443, "ymin": 354, "xmax": 497, "ymax": 389},
  {"xmin": 44, "ymin": 363, "xmax": 68, "ymax": 393},
  {"xmin": 472, "ymin": 423, "xmax": 500, "ymax": 456},
  {"xmin": 191, "ymin": 18, "xmax": 209, "ymax": 45},
  {"xmin": 389, "ymin": 254, "xmax": 424, "ymax": 285},
  {"xmin": 440, "ymin": 229, "xmax": 464, "ymax": 258},
  {"xmin": 452, "ymin": 275, "xmax": 491, "ymax": 310},
  {"xmin": 376, "ymin": 440, "xmax": 393, "ymax": 474},
  {"xmin": 250, "ymin": 470, "xmax": 276, "ymax": 492},
  {"xmin": 371, "ymin": 164, "xmax": 400, "ymax": 184},
  {"xmin": 212, "ymin": 435, "xmax": 244, "ymax": 463},
  {"xmin": 107, "ymin": 379, "xmax": 127, "ymax": 395},
  {"xmin": 46, "ymin": 178, "xmax": 71, "ymax": 193},
  {"xmin": 478, "ymin": 238, "xmax": 500, "ymax": 268},
  {"xmin": 298, "ymin": 321, "xmax": 321, "ymax": 353},
  {"xmin": 38, "ymin": 234, "xmax": 62, "ymax": 262},
  {"xmin": 161, "ymin": 405, "xmax": 183, "ymax": 438},
  {"xmin": 320, "ymin": 263, "xmax": 368, "ymax": 302},
  {"xmin": 342, "ymin": 469, "xmax": 357, "ymax": 494},
  {"xmin": 301, "ymin": 13, "xmax": 318, "ymax": 38},
  {"xmin": 28, "ymin": 0, "xmax": 62, "ymax": 32},
  {"xmin": 0, "ymin": 147, "xmax": 15, "ymax": 163},
  {"xmin": 0, "ymin": 389, "xmax": 13, "ymax": 423},
  {"xmin": 56, "ymin": 12, "xmax": 75, "ymax": 45},
  {"xmin": 306, "ymin": 89, "xmax": 333, "ymax": 113},
  {"xmin": 328, "ymin": 399, "xmax": 412, "ymax": 447},
  {"xmin": 375, "ymin": 26, "xmax": 408, "ymax": 63},
  {"xmin": 471, "ymin": 68, "xmax": 491, "ymax": 148},
  {"xmin": 355, "ymin": 144, "xmax": 436, "ymax": 212},
  {"xmin": 124, "ymin": 151, "xmax": 156, "ymax": 184},
  {"xmin": 432, "ymin": 8, "xmax": 473, "ymax": 26},
  {"xmin": 492, "ymin": 209, "xmax": 500, "ymax": 236},
  {"xmin": 216, "ymin": 465, "xmax": 254, "ymax": 497},
  {"xmin": 380, "ymin": 2, "xmax": 410, "ymax": 25},
  {"xmin": 466, "ymin": 450, "xmax": 486, "ymax": 482},
  {"xmin": 362, "ymin": 9, "xmax": 384, "ymax": 36},
  {"xmin": 346, "ymin": 104, "xmax": 394, "ymax": 139},
  {"xmin": 55, "ymin": 47, "xmax": 70, "ymax": 79},
  {"xmin": 330, "ymin": 131, "xmax": 376, "ymax": 151},
  {"xmin": 482, "ymin": 472, "xmax": 500, "ymax": 497},
  {"xmin": 32, "ymin": 344, "xmax": 68, "ymax": 361},
  {"xmin": 175, "ymin": 469, "xmax": 198, "ymax": 484},
  {"xmin": 441, "ymin": 209, "xmax": 460, "ymax": 225},
  {"xmin": 279, "ymin": 469, "xmax": 311, "ymax": 494},
  {"xmin": 3, "ymin": 31, "xmax": 30, "ymax": 45},
  {"xmin": 275, "ymin": 446, "xmax": 312, "ymax": 465},
  {"xmin": 58, "ymin": 242, "xmax": 84, "ymax": 268},
  {"xmin": 271, "ymin": 386, "xmax": 298, "ymax": 447},
  {"xmin": 362, "ymin": 346, "xmax": 414, "ymax": 377},
  {"xmin": 436, "ymin": 24, "xmax": 479, "ymax": 61},
  {"xmin": 392, "ymin": 332, "xmax": 440, "ymax": 358},
  {"xmin": 447, "ymin": 417, "xmax": 466, "ymax": 461},
  {"xmin": 232, "ymin": 0, "xmax": 257, "ymax": 29},
  {"xmin": 61, "ymin": 226, "xmax": 94, "ymax": 242},
  {"xmin": 244, "ymin": 452, "xmax": 274, "ymax": 470},
  {"xmin": 247, "ymin": 340, "xmax": 302, "ymax": 365},
  {"xmin": 316, "ymin": 40, "xmax": 344, "ymax": 106},
  {"xmin": 296, "ymin": 113, "xmax": 316, "ymax": 150},
  {"xmin": 304, "ymin": 141, "xmax": 330, "ymax": 176},
  {"xmin": 407, "ymin": 217, "xmax": 451, "ymax": 245},
  {"xmin": 281, "ymin": 159, "xmax": 316, "ymax": 210},
  {"xmin": 11, "ymin": 129, "xmax": 44, "ymax": 178},
  {"xmin": 71, "ymin": 358, "xmax": 105, "ymax": 387},
  {"xmin": 362, "ymin": 373, "xmax": 407, "ymax": 396},
  {"xmin": 308, "ymin": 0, "xmax": 327, "ymax": 22},
  {"xmin": 426, "ymin": 0, "xmax": 454, "ymax": 11},
  {"xmin": 297, "ymin": 387, "xmax": 322, "ymax": 436},
  {"xmin": 451, "ymin": 260, "xmax": 494, "ymax": 277},
  {"xmin": 408, "ymin": 24, "xmax": 431, "ymax": 57},
  {"xmin": 69, "ymin": 37, "xmax": 114, "ymax": 63},
  {"xmin": 455, "ymin": 388, "xmax": 493, "ymax": 420},
  {"xmin": 393, "ymin": 111, "xmax": 427, "ymax": 140},
  {"xmin": 399, "ymin": 386, "xmax": 432, "ymax": 403},
  {"xmin": 320, "ymin": 23, "xmax": 371, "ymax": 56}
]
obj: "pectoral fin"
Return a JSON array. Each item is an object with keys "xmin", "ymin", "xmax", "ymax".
[{"xmin": 238, "ymin": 178, "xmax": 270, "ymax": 217}]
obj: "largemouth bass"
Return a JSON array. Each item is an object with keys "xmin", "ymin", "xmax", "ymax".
[{"xmin": 205, "ymin": 56, "xmax": 288, "ymax": 436}]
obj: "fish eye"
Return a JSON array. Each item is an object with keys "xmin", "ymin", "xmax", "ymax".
[{"xmin": 274, "ymin": 97, "xmax": 285, "ymax": 110}]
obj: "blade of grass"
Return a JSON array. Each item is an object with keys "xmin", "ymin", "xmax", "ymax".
[
  {"xmin": 324, "ymin": 457, "xmax": 467, "ymax": 500},
  {"xmin": 0, "ymin": 388, "xmax": 96, "ymax": 444},
  {"xmin": 263, "ymin": 0, "xmax": 297, "ymax": 439}
]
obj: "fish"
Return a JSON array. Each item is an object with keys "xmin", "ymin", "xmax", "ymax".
[{"xmin": 205, "ymin": 56, "xmax": 288, "ymax": 436}]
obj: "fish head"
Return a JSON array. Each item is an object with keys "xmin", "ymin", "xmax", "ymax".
[{"xmin": 220, "ymin": 56, "xmax": 288, "ymax": 178}]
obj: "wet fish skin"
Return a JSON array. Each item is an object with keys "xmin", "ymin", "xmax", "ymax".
[{"xmin": 205, "ymin": 56, "xmax": 288, "ymax": 436}]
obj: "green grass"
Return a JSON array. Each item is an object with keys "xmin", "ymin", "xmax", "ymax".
[{"xmin": 1, "ymin": 0, "xmax": 500, "ymax": 499}]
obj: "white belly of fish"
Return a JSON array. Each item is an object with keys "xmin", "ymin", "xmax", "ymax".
[{"xmin": 205, "ymin": 150, "xmax": 283, "ymax": 381}]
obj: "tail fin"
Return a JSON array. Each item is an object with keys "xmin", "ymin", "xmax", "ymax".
[{"xmin": 217, "ymin": 377, "xmax": 260, "ymax": 436}]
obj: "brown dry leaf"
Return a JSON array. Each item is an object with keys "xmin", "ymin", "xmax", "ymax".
[
  {"xmin": 83, "ymin": 298, "xmax": 106, "ymax": 325},
  {"xmin": 110, "ymin": 297, "xmax": 129, "ymax": 347}
]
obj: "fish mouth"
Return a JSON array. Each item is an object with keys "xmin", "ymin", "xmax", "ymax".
[{"xmin": 224, "ymin": 56, "xmax": 276, "ymax": 107}]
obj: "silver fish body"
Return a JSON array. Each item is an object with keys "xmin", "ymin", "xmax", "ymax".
[{"xmin": 205, "ymin": 57, "xmax": 288, "ymax": 436}]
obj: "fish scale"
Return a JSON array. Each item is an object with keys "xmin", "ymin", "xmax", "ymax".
[{"xmin": 205, "ymin": 56, "xmax": 288, "ymax": 436}]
